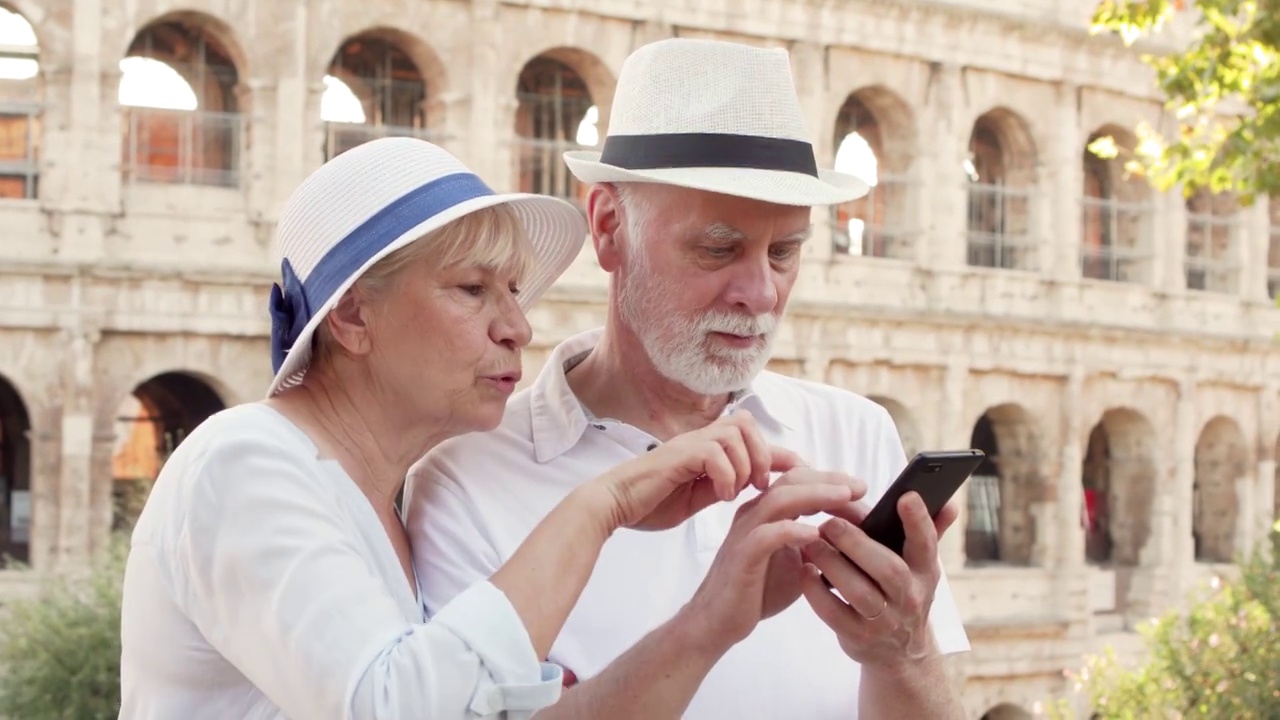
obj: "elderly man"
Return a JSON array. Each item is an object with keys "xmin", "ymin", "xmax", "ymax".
[{"xmin": 405, "ymin": 38, "xmax": 969, "ymax": 719}]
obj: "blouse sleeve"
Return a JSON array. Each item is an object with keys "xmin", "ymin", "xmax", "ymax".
[{"xmin": 163, "ymin": 434, "xmax": 563, "ymax": 720}]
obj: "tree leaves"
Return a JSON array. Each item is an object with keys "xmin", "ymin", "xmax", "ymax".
[{"xmin": 1090, "ymin": 0, "xmax": 1280, "ymax": 202}]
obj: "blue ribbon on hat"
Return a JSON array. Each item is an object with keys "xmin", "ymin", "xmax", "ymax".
[{"xmin": 269, "ymin": 172, "xmax": 496, "ymax": 375}]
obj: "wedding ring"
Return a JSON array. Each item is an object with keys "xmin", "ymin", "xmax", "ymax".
[{"xmin": 864, "ymin": 597, "xmax": 888, "ymax": 621}]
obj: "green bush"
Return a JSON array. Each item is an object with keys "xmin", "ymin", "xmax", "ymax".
[
  {"xmin": 0, "ymin": 536, "xmax": 127, "ymax": 720},
  {"xmin": 1049, "ymin": 523, "xmax": 1280, "ymax": 719}
]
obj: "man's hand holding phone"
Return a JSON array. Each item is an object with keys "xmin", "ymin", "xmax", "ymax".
[{"xmin": 799, "ymin": 493, "xmax": 959, "ymax": 666}]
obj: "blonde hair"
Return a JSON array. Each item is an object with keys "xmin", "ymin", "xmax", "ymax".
[{"xmin": 311, "ymin": 203, "xmax": 533, "ymax": 368}]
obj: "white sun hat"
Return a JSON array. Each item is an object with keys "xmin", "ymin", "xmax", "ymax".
[
  {"xmin": 265, "ymin": 137, "xmax": 586, "ymax": 397},
  {"xmin": 564, "ymin": 38, "xmax": 872, "ymax": 207}
]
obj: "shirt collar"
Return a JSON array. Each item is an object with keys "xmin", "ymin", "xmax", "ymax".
[{"xmin": 527, "ymin": 326, "xmax": 797, "ymax": 463}]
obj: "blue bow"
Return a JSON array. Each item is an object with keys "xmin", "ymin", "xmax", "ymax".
[{"xmin": 269, "ymin": 258, "xmax": 311, "ymax": 374}]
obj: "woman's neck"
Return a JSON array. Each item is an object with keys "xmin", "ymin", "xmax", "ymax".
[{"xmin": 267, "ymin": 370, "xmax": 447, "ymax": 515}]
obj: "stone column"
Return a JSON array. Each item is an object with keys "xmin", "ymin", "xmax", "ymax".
[
  {"xmin": 55, "ymin": 320, "xmax": 101, "ymax": 569},
  {"xmin": 938, "ymin": 359, "xmax": 969, "ymax": 572},
  {"xmin": 1154, "ymin": 190, "xmax": 1189, "ymax": 293},
  {"xmin": 1242, "ymin": 199, "xmax": 1271, "ymax": 301},
  {"xmin": 915, "ymin": 62, "xmax": 968, "ymax": 271},
  {"xmin": 26, "ymin": 426, "xmax": 62, "ymax": 571},
  {"xmin": 467, "ymin": 0, "xmax": 507, "ymax": 188},
  {"xmin": 1047, "ymin": 82, "xmax": 1084, "ymax": 282},
  {"xmin": 1166, "ymin": 378, "xmax": 1197, "ymax": 601},
  {"xmin": 269, "ymin": 1, "xmax": 315, "ymax": 213},
  {"xmin": 1057, "ymin": 363, "xmax": 1086, "ymax": 570}
]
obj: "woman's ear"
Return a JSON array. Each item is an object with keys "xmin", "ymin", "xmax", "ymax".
[{"xmin": 324, "ymin": 290, "xmax": 374, "ymax": 357}]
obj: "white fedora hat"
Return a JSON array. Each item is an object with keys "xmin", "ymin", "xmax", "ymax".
[
  {"xmin": 266, "ymin": 137, "xmax": 586, "ymax": 397},
  {"xmin": 564, "ymin": 38, "xmax": 871, "ymax": 206}
]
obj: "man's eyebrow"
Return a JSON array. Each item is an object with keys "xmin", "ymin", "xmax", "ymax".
[
  {"xmin": 701, "ymin": 222, "xmax": 813, "ymax": 243},
  {"xmin": 703, "ymin": 222, "xmax": 747, "ymax": 242}
]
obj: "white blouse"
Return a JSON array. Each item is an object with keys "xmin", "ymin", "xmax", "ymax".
[{"xmin": 119, "ymin": 403, "xmax": 562, "ymax": 720}]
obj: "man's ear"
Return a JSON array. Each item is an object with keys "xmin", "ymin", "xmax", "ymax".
[
  {"xmin": 324, "ymin": 290, "xmax": 374, "ymax": 357},
  {"xmin": 586, "ymin": 183, "xmax": 625, "ymax": 273}
]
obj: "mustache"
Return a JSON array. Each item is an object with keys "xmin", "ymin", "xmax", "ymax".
[{"xmin": 696, "ymin": 312, "xmax": 778, "ymax": 336}]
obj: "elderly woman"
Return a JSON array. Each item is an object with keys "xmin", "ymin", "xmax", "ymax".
[{"xmin": 117, "ymin": 138, "xmax": 797, "ymax": 720}]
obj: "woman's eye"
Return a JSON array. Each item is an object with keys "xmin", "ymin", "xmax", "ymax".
[{"xmin": 461, "ymin": 284, "xmax": 484, "ymax": 296}]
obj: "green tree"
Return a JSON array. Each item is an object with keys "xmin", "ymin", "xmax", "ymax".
[
  {"xmin": 1090, "ymin": 0, "xmax": 1280, "ymax": 203},
  {"xmin": 1047, "ymin": 523, "xmax": 1280, "ymax": 718},
  {"xmin": 0, "ymin": 481, "xmax": 150, "ymax": 719}
]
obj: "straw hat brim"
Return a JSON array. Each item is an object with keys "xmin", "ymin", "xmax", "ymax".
[
  {"xmin": 266, "ymin": 192, "xmax": 586, "ymax": 397},
  {"xmin": 563, "ymin": 150, "xmax": 872, "ymax": 207}
]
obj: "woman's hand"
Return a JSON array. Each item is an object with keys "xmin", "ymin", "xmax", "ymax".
[{"xmin": 593, "ymin": 411, "xmax": 804, "ymax": 532}]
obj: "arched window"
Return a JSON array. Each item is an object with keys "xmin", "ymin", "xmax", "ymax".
[
  {"xmin": 0, "ymin": 5, "xmax": 40, "ymax": 199},
  {"xmin": 1184, "ymin": 190, "xmax": 1240, "ymax": 293},
  {"xmin": 514, "ymin": 54, "xmax": 599, "ymax": 209},
  {"xmin": 322, "ymin": 32, "xmax": 435, "ymax": 159},
  {"xmin": 119, "ymin": 18, "xmax": 242, "ymax": 187},
  {"xmin": 965, "ymin": 110, "xmax": 1037, "ymax": 271}
]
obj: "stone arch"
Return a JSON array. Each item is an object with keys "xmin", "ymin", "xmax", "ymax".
[
  {"xmin": 1082, "ymin": 407, "xmax": 1157, "ymax": 566},
  {"xmin": 111, "ymin": 370, "xmax": 226, "ymax": 526},
  {"xmin": 321, "ymin": 27, "xmax": 447, "ymax": 159},
  {"xmin": 980, "ymin": 703, "xmax": 1033, "ymax": 720},
  {"xmin": 964, "ymin": 403, "xmax": 1045, "ymax": 566},
  {"xmin": 0, "ymin": 2, "xmax": 41, "ymax": 200},
  {"xmin": 965, "ymin": 107, "xmax": 1037, "ymax": 270},
  {"xmin": 866, "ymin": 395, "xmax": 921, "ymax": 459},
  {"xmin": 120, "ymin": 12, "xmax": 245, "ymax": 186},
  {"xmin": 829, "ymin": 86, "xmax": 916, "ymax": 259},
  {"xmin": 1082, "ymin": 124, "xmax": 1153, "ymax": 282},
  {"xmin": 1193, "ymin": 415, "xmax": 1247, "ymax": 562},
  {"xmin": 0, "ymin": 371, "xmax": 31, "ymax": 565},
  {"xmin": 513, "ymin": 47, "xmax": 614, "ymax": 209}
]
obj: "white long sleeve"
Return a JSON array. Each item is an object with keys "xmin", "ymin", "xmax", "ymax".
[{"xmin": 119, "ymin": 404, "xmax": 562, "ymax": 720}]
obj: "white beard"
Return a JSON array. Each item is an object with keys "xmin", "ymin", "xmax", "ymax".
[{"xmin": 618, "ymin": 259, "xmax": 780, "ymax": 396}]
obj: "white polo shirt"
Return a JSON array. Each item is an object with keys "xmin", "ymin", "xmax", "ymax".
[{"xmin": 405, "ymin": 328, "xmax": 969, "ymax": 719}]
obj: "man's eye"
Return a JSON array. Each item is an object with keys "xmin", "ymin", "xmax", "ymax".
[{"xmin": 704, "ymin": 247, "xmax": 733, "ymax": 257}]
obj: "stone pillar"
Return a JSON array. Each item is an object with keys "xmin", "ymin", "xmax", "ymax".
[
  {"xmin": 1242, "ymin": 199, "xmax": 1271, "ymax": 302},
  {"xmin": 791, "ymin": 41, "xmax": 834, "ymax": 264},
  {"xmin": 53, "ymin": 0, "xmax": 112, "ymax": 261},
  {"xmin": 1047, "ymin": 82, "xmax": 1084, "ymax": 282},
  {"xmin": 1167, "ymin": 378, "xmax": 1197, "ymax": 600},
  {"xmin": 915, "ymin": 62, "xmax": 968, "ymax": 271},
  {"xmin": 939, "ymin": 359, "xmax": 969, "ymax": 572},
  {"xmin": 26, "ymin": 427, "xmax": 62, "ymax": 571},
  {"xmin": 56, "ymin": 323, "xmax": 100, "ymax": 569},
  {"xmin": 1154, "ymin": 190, "xmax": 1189, "ymax": 293},
  {"xmin": 241, "ymin": 77, "xmax": 278, "ymax": 227},
  {"xmin": 1057, "ymin": 363, "xmax": 1086, "ymax": 570},
  {"xmin": 270, "ymin": 1, "xmax": 315, "ymax": 214},
  {"xmin": 467, "ymin": 0, "xmax": 507, "ymax": 188}
]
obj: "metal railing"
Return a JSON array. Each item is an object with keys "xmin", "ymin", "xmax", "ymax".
[
  {"xmin": 831, "ymin": 175, "xmax": 913, "ymax": 259},
  {"xmin": 1080, "ymin": 196, "xmax": 1152, "ymax": 282},
  {"xmin": 513, "ymin": 135, "xmax": 591, "ymax": 209},
  {"xmin": 0, "ymin": 101, "xmax": 39, "ymax": 199},
  {"xmin": 1184, "ymin": 212, "xmax": 1239, "ymax": 293},
  {"xmin": 324, "ymin": 122, "xmax": 436, "ymax": 161},
  {"xmin": 966, "ymin": 182, "xmax": 1035, "ymax": 270},
  {"xmin": 121, "ymin": 107, "xmax": 242, "ymax": 187}
]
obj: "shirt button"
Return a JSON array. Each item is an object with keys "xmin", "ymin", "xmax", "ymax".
[
  {"xmin": 646, "ymin": 442, "xmax": 659, "ymax": 451},
  {"xmin": 593, "ymin": 424, "xmax": 606, "ymax": 430}
]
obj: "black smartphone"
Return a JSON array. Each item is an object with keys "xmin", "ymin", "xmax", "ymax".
[{"xmin": 855, "ymin": 449, "xmax": 985, "ymax": 556}]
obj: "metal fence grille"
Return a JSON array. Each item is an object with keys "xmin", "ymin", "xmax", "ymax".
[
  {"xmin": 121, "ymin": 107, "xmax": 242, "ymax": 187},
  {"xmin": 0, "ymin": 102, "xmax": 38, "ymax": 199},
  {"xmin": 966, "ymin": 182, "xmax": 1034, "ymax": 270}
]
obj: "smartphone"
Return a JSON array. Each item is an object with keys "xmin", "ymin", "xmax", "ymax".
[{"xmin": 856, "ymin": 449, "xmax": 986, "ymax": 556}]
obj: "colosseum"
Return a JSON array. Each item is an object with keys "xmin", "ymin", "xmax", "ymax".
[{"xmin": 0, "ymin": 0, "xmax": 1277, "ymax": 716}]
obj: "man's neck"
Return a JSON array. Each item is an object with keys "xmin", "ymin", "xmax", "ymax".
[{"xmin": 565, "ymin": 325, "xmax": 735, "ymax": 442}]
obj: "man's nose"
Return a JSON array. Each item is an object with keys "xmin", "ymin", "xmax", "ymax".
[{"xmin": 723, "ymin": 256, "xmax": 779, "ymax": 315}]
